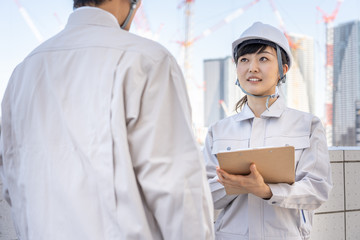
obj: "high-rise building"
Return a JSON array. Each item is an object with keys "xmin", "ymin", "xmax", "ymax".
[
  {"xmin": 332, "ymin": 20, "xmax": 360, "ymax": 146},
  {"xmin": 203, "ymin": 57, "xmax": 242, "ymax": 127},
  {"xmin": 285, "ymin": 34, "xmax": 315, "ymax": 114}
]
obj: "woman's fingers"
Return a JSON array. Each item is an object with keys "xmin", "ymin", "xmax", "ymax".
[{"xmin": 216, "ymin": 167, "xmax": 235, "ymax": 185}]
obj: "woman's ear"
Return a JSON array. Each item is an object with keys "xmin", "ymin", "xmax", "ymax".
[{"xmin": 282, "ymin": 64, "xmax": 289, "ymax": 75}]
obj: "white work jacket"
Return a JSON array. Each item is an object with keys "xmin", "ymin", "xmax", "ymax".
[
  {"xmin": 204, "ymin": 97, "xmax": 332, "ymax": 240},
  {"xmin": 0, "ymin": 7, "xmax": 214, "ymax": 240}
]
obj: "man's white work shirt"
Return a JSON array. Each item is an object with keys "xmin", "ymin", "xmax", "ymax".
[
  {"xmin": 0, "ymin": 7, "xmax": 214, "ymax": 240},
  {"xmin": 204, "ymin": 97, "xmax": 332, "ymax": 240}
]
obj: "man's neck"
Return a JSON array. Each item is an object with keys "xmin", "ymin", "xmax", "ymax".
[{"xmin": 96, "ymin": 1, "xmax": 131, "ymax": 30}]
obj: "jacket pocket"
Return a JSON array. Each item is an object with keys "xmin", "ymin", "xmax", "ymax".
[
  {"xmin": 264, "ymin": 135, "xmax": 310, "ymax": 149},
  {"xmin": 211, "ymin": 139, "xmax": 249, "ymax": 155},
  {"xmin": 265, "ymin": 136, "xmax": 310, "ymax": 165}
]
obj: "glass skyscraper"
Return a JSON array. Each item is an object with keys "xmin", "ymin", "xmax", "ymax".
[{"xmin": 332, "ymin": 20, "xmax": 360, "ymax": 146}]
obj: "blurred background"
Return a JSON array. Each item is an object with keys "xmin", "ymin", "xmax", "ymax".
[{"xmin": 1, "ymin": 0, "xmax": 360, "ymax": 146}]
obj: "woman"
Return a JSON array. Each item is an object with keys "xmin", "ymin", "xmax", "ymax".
[{"xmin": 203, "ymin": 22, "xmax": 333, "ymax": 240}]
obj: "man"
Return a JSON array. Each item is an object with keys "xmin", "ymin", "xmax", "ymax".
[{"xmin": 0, "ymin": 0, "xmax": 214, "ymax": 239}]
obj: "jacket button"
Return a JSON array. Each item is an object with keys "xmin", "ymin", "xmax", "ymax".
[
  {"xmin": 272, "ymin": 201, "xmax": 277, "ymax": 204},
  {"xmin": 227, "ymin": 147, "xmax": 231, "ymax": 151}
]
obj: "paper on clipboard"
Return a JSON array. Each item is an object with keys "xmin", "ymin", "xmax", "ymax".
[{"xmin": 216, "ymin": 146, "xmax": 295, "ymax": 195}]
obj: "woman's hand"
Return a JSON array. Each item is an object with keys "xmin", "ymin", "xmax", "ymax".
[{"xmin": 216, "ymin": 163, "xmax": 273, "ymax": 199}]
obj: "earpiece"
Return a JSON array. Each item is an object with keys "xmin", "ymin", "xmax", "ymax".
[
  {"xmin": 121, "ymin": 0, "xmax": 139, "ymax": 29},
  {"xmin": 131, "ymin": 0, "xmax": 138, "ymax": 8}
]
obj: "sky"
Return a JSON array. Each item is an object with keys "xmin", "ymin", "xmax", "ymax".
[{"xmin": 1, "ymin": 0, "xmax": 360, "ymax": 125}]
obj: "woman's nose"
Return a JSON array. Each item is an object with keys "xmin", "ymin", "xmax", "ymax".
[{"xmin": 249, "ymin": 60, "xmax": 259, "ymax": 72}]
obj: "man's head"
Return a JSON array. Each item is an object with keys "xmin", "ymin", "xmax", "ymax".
[
  {"xmin": 73, "ymin": 0, "xmax": 106, "ymax": 9},
  {"xmin": 73, "ymin": 0, "xmax": 140, "ymax": 30}
]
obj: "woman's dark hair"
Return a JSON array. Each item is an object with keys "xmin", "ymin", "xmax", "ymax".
[
  {"xmin": 73, "ymin": 0, "xmax": 107, "ymax": 8},
  {"xmin": 234, "ymin": 42, "xmax": 289, "ymax": 112}
]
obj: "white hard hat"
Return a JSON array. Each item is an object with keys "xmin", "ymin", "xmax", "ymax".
[{"xmin": 232, "ymin": 22, "xmax": 292, "ymax": 70}]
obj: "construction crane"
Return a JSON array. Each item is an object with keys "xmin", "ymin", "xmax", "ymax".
[
  {"xmin": 177, "ymin": 0, "xmax": 259, "ymax": 131},
  {"xmin": 176, "ymin": 0, "xmax": 260, "ymax": 142},
  {"xmin": 317, "ymin": 0, "xmax": 344, "ymax": 145},
  {"xmin": 317, "ymin": 0, "xmax": 344, "ymax": 24},
  {"xmin": 176, "ymin": 0, "xmax": 260, "ymax": 141},
  {"xmin": 181, "ymin": 0, "xmax": 195, "ymax": 90},
  {"xmin": 13, "ymin": 0, "xmax": 43, "ymax": 42},
  {"xmin": 267, "ymin": 0, "xmax": 300, "ymax": 50},
  {"xmin": 177, "ymin": 0, "xmax": 260, "ymax": 91},
  {"xmin": 178, "ymin": 0, "xmax": 260, "ymax": 48},
  {"xmin": 190, "ymin": 0, "xmax": 260, "ymax": 45},
  {"xmin": 132, "ymin": 4, "xmax": 162, "ymax": 41},
  {"xmin": 53, "ymin": 12, "xmax": 65, "ymax": 30},
  {"xmin": 219, "ymin": 100, "xmax": 230, "ymax": 117}
]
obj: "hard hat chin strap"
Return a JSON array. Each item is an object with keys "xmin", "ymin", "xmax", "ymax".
[
  {"xmin": 235, "ymin": 79, "xmax": 279, "ymax": 111},
  {"xmin": 276, "ymin": 45, "xmax": 286, "ymax": 84},
  {"xmin": 120, "ymin": 0, "xmax": 138, "ymax": 29}
]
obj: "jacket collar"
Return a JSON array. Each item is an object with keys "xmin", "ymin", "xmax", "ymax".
[
  {"xmin": 234, "ymin": 96, "xmax": 286, "ymax": 122},
  {"xmin": 67, "ymin": 7, "xmax": 120, "ymax": 29}
]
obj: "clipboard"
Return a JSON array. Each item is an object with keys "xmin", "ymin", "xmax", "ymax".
[{"xmin": 216, "ymin": 146, "xmax": 295, "ymax": 195}]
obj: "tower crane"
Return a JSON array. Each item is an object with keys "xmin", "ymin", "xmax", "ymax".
[
  {"xmin": 219, "ymin": 100, "xmax": 230, "ymax": 117},
  {"xmin": 267, "ymin": 0, "xmax": 300, "ymax": 50},
  {"xmin": 13, "ymin": 0, "xmax": 43, "ymax": 42},
  {"xmin": 178, "ymin": 0, "xmax": 260, "ymax": 48},
  {"xmin": 317, "ymin": 0, "xmax": 344, "ymax": 24},
  {"xmin": 177, "ymin": 0, "xmax": 260, "ymax": 140},
  {"xmin": 53, "ymin": 12, "xmax": 65, "ymax": 30},
  {"xmin": 317, "ymin": 0, "xmax": 344, "ymax": 145},
  {"xmin": 133, "ymin": 4, "xmax": 162, "ymax": 41},
  {"xmin": 177, "ymin": 0, "xmax": 260, "ymax": 91}
]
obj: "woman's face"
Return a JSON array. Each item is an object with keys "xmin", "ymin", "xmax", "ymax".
[{"xmin": 236, "ymin": 45, "xmax": 283, "ymax": 97}]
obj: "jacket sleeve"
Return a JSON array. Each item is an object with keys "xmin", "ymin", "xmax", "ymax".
[
  {"xmin": 203, "ymin": 126, "xmax": 237, "ymax": 209},
  {"xmin": 125, "ymin": 54, "xmax": 214, "ymax": 240},
  {"xmin": 267, "ymin": 117, "xmax": 333, "ymax": 210},
  {"xmin": 0, "ymin": 119, "xmax": 12, "ymax": 207}
]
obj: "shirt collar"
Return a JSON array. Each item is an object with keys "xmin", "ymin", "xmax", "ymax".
[
  {"xmin": 234, "ymin": 96, "xmax": 286, "ymax": 122},
  {"xmin": 67, "ymin": 7, "xmax": 120, "ymax": 29}
]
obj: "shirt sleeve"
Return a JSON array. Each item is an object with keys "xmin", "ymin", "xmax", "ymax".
[
  {"xmin": 203, "ymin": 126, "xmax": 237, "ymax": 209},
  {"xmin": 267, "ymin": 116, "xmax": 333, "ymax": 210},
  {"xmin": 124, "ymin": 54, "xmax": 214, "ymax": 240}
]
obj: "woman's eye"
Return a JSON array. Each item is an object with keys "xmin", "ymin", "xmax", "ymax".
[
  {"xmin": 260, "ymin": 57, "xmax": 268, "ymax": 62},
  {"xmin": 239, "ymin": 58, "xmax": 248, "ymax": 62}
]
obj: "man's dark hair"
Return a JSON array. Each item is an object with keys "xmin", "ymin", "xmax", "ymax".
[{"xmin": 73, "ymin": 0, "xmax": 107, "ymax": 8}]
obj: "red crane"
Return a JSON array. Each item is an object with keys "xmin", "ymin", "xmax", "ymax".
[
  {"xmin": 317, "ymin": 0, "xmax": 344, "ymax": 145},
  {"xmin": 267, "ymin": 0, "xmax": 300, "ymax": 50},
  {"xmin": 317, "ymin": 0, "xmax": 344, "ymax": 24}
]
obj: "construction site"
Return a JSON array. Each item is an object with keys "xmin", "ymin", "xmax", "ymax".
[{"xmin": 1, "ymin": 0, "xmax": 360, "ymax": 239}]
